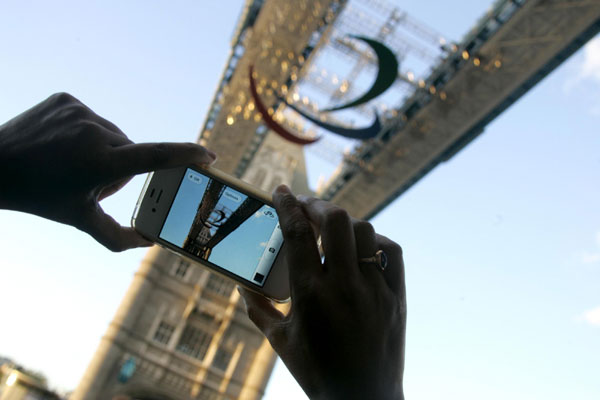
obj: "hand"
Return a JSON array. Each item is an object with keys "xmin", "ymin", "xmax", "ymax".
[
  {"xmin": 0, "ymin": 92, "xmax": 216, "ymax": 251},
  {"xmin": 239, "ymin": 186, "xmax": 406, "ymax": 400}
]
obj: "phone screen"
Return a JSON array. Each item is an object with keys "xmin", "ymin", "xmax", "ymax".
[{"xmin": 158, "ymin": 168, "xmax": 283, "ymax": 286}]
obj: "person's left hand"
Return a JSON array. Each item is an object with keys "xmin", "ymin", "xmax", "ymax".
[
  {"xmin": 0, "ymin": 92, "xmax": 216, "ymax": 251},
  {"xmin": 239, "ymin": 186, "xmax": 406, "ymax": 399}
]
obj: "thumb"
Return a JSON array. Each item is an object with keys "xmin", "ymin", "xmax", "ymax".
[
  {"xmin": 238, "ymin": 287, "xmax": 285, "ymax": 344},
  {"xmin": 83, "ymin": 205, "xmax": 153, "ymax": 252}
]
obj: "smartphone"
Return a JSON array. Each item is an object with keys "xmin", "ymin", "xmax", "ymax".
[{"xmin": 132, "ymin": 166, "xmax": 290, "ymax": 302}]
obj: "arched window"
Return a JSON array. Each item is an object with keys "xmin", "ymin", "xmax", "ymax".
[{"xmin": 172, "ymin": 259, "xmax": 190, "ymax": 280}]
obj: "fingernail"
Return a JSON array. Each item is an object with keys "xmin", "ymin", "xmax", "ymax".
[
  {"xmin": 273, "ymin": 184, "xmax": 291, "ymax": 195},
  {"xmin": 206, "ymin": 150, "xmax": 217, "ymax": 160}
]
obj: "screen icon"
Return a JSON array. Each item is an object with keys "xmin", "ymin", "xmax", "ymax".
[
  {"xmin": 253, "ymin": 272, "xmax": 265, "ymax": 283},
  {"xmin": 187, "ymin": 173, "xmax": 202, "ymax": 184},
  {"xmin": 223, "ymin": 188, "xmax": 243, "ymax": 203},
  {"xmin": 263, "ymin": 209, "xmax": 276, "ymax": 219}
]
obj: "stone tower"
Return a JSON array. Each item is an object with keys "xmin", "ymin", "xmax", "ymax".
[
  {"xmin": 71, "ymin": 141, "xmax": 309, "ymax": 400},
  {"xmin": 72, "ymin": 0, "xmax": 343, "ymax": 397}
]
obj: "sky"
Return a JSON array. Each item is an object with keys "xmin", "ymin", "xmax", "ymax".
[
  {"xmin": 208, "ymin": 204, "xmax": 280, "ymax": 283},
  {"xmin": 160, "ymin": 169, "xmax": 211, "ymax": 247},
  {"xmin": 0, "ymin": 1, "xmax": 599, "ymax": 399}
]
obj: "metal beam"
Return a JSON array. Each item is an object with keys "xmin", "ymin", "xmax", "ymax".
[
  {"xmin": 183, "ymin": 179, "xmax": 225, "ymax": 256},
  {"xmin": 321, "ymin": 0, "xmax": 600, "ymax": 219},
  {"xmin": 205, "ymin": 197, "xmax": 264, "ymax": 249}
]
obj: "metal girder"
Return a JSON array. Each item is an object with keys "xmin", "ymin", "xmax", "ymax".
[
  {"xmin": 205, "ymin": 197, "xmax": 264, "ymax": 249},
  {"xmin": 183, "ymin": 179, "xmax": 226, "ymax": 256},
  {"xmin": 198, "ymin": 0, "xmax": 347, "ymax": 176},
  {"xmin": 323, "ymin": 0, "xmax": 600, "ymax": 219}
]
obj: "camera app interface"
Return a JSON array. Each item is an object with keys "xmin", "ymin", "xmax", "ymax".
[{"xmin": 159, "ymin": 169, "xmax": 282, "ymax": 286}]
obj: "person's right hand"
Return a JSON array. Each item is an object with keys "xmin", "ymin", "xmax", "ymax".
[
  {"xmin": 239, "ymin": 186, "xmax": 406, "ymax": 400},
  {"xmin": 0, "ymin": 92, "xmax": 216, "ymax": 251}
]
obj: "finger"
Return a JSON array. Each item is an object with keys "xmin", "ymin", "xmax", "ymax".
[
  {"xmin": 376, "ymin": 234, "xmax": 405, "ymax": 299},
  {"xmin": 238, "ymin": 287, "xmax": 285, "ymax": 345},
  {"xmin": 352, "ymin": 218, "xmax": 377, "ymax": 259},
  {"xmin": 61, "ymin": 92, "xmax": 128, "ymax": 138},
  {"xmin": 109, "ymin": 142, "xmax": 217, "ymax": 179},
  {"xmin": 83, "ymin": 205, "xmax": 153, "ymax": 252},
  {"xmin": 86, "ymin": 121, "xmax": 132, "ymax": 147},
  {"xmin": 98, "ymin": 175, "xmax": 134, "ymax": 201},
  {"xmin": 352, "ymin": 218, "xmax": 387, "ymax": 291},
  {"xmin": 105, "ymin": 131, "xmax": 133, "ymax": 147},
  {"xmin": 272, "ymin": 185, "xmax": 323, "ymax": 298},
  {"xmin": 50, "ymin": 94, "xmax": 130, "ymax": 145},
  {"xmin": 89, "ymin": 111, "xmax": 127, "ymax": 137},
  {"xmin": 297, "ymin": 196, "xmax": 358, "ymax": 280}
]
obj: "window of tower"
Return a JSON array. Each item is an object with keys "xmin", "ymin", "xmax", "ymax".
[
  {"xmin": 173, "ymin": 259, "xmax": 190, "ymax": 279},
  {"xmin": 212, "ymin": 346, "xmax": 234, "ymax": 371},
  {"xmin": 205, "ymin": 273, "xmax": 235, "ymax": 298},
  {"xmin": 212, "ymin": 327, "xmax": 241, "ymax": 373},
  {"xmin": 153, "ymin": 321, "xmax": 175, "ymax": 345},
  {"xmin": 175, "ymin": 325, "xmax": 213, "ymax": 360}
]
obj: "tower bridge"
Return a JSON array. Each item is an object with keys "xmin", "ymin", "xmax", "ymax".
[
  {"xmin": 74, "ymin": 1, "xmax": 600, "ymax": 398},
  {"xmin": 200, "ymin": 0, "xmax": 600, "ymax": 219},
  {"xmin": 321, "ymin": 0, "xmax": 600, "ymax": 218}
]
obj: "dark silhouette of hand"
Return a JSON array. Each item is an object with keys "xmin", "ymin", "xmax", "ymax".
[
  {"xmin": 240, "ymin": 185, "xmax": 406, "ymax": 400},
  {"xmin": 0, "ymin": 93, "xmax": 216, "ymax": 251}
]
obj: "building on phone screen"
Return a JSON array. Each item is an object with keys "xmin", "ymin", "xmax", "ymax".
[{"xmin": 70, "ymin": 0, "xmax": 600, "ymax": 397}]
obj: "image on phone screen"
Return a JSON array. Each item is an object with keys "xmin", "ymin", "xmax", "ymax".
[{"xmin": 158, "ymin": 168, "xmax": 282, "ymax": 286}]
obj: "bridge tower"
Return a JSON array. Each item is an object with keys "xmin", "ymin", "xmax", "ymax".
[{"xmin": 71, "ymin": 1, "xmax": 324, "ymax": 396}]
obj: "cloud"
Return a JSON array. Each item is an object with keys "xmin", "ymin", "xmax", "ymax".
[
  {"xmin": 580, "ymin": 36, "xmax": 600, "ymax": 83},
  {"xmin": 580, "ymin": 306, "xmax": 600, "ymax": 326},
  {"xmin": 259, "ymin": 241, "xmax": 267, "ymax": 248},
  {"xmin": 563, "ymin": 36, "xmax": 600, "ymax": 115},
  {"xmin": 577, "ymin": 231, "xmax": 600, "ymax": 265},
  {"xmin": 581, "ymin": 252, "xmax": 600, "ymax": 264}
]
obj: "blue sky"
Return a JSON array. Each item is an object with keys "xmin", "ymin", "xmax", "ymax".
[
  {"xmin": 209, "ymin": 204, "xmax": 279, "ymax": 282},
  {"xmin": 160, "ymin": 169, "xmax": 210, "ymax": 247},
  {"xmin": 0, "ymin": 1, "xmax": 599, "ymax": 398}
]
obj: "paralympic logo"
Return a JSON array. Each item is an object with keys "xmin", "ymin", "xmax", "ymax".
[{"xmin": 249, "ymin": 36, "xmax": 399, "ymax": 145}]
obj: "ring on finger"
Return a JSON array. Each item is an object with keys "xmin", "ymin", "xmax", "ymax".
[{"xmin": 358, "ymin": 249, "xmax": 388, "ymax": 272}]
